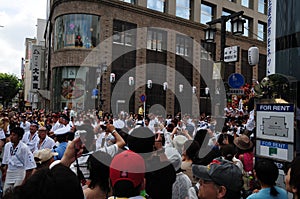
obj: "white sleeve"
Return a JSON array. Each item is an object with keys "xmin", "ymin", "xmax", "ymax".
[
  {"xmin": 2, "ymin": 143, "xmax": 10, "ymax": 165},
  {"xmin": 0, "ymin": 130, "xmax": 6, "ymax": 140}
]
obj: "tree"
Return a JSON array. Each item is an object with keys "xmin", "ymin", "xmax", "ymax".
[{"xmin": 0, "ymin": 73, "xmax": 22, "ymax": 107}]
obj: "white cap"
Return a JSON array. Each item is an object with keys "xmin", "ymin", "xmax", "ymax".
[
  {"xmin": 54, "ymin": 127, "xmax": 70, "ymax": 135},
  {"xmin": 114, "ymin": 120, "xmax": 125, "ymax": 129}
]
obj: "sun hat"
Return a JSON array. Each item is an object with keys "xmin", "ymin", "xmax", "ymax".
[
  {"xmin": 233, "ymin": 134, "xmax": 253, "ymax": 150},
  {"xmin": 34, "ymin": 148, "xmax": 58, "ymax": 164}
]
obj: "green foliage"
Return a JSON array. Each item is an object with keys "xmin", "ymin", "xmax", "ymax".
[{"xmin": 0, "ymin": 73, "xmax": 21, "ymax": 105}]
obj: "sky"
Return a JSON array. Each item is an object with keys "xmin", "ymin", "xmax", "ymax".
[{"xmin": 0, "ymin": 0, "xmax": 47, "ymax": 78}]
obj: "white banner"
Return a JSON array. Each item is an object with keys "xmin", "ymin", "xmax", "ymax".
[{"xmin": 267, "ymin": 0, "xmax": 276, "ymax": 75}]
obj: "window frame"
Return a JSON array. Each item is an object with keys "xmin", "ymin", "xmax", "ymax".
[
  {"xmin": 147, "ymin": 0, "xmax": 166, "ymax": 13},
  {"xmin": 176, "ymin": 34, "xmax": 193, "ymax": 57},
  {"xmin": 200, "ymin": 1, "xmax": 215, "ymax": 25},
  {"xmin": 147, "ymin": 28, "xmax": 167, "ymax": 52},
  {"xmin": 112, "ymin": 20, "xmax": 137, "ymax": 47},
  {"xmin": 176, "ymin": 0, "xmax": 191, "ymax": 20}
]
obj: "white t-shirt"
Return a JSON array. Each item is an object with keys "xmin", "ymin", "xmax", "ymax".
[
  {"xmin": 22, "ymin": 132, "xmax": 39, "ymax": 153},
  {"xmin": 98, "ymin": 144, "xmax": 119, "ymax": 157},
  {"xmin": 0, "ymin": 129, "xmax": 6, "ymax": 139},
  {"xmin": 20, "ymin": 121, "xmax": 31, "ymax": 132},
  {"xmin": 37, "ymin": 136, "xmax": 56, "ymax": 150},
  {"xmin": 2, "ymin": 141, "xmax": 36, "ymax": 172}
]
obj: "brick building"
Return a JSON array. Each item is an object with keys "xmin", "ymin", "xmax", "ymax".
[{"xmin": 46, "ymin": 0, "xmax": 267, "ymax": 116}]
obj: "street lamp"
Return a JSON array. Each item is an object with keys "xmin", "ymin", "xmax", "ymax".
[
  {"xmin": 96, "ymin": 63, "xmax": 107, "ymax": 110},
  {"xmin": 205, "ymin": 11, "xmax": 245, "ymax": 61},
  {"xmin": 204, "ymin": 11, "xmax": 245, "ymax": 130}
]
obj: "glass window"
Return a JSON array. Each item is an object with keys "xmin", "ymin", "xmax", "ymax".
[
  {"xmin": 243, "ymin": 18, "xmax": 249, "ymax": 37},
  {"xmin": 257, "ymin": 22, "xmax": 266, "ymax": 41},
  {"xmin": 120, "ymin": 0, "xmax": 135, "ymax": 4},
  {"xmin": 113, "ymin": 20, "xmax": 137, "ymax": 46},
  {"xmin": 147, "ymin": 0, "xmax": 165, "ymax": 12},
  {"xmin": 241, "ymin": 0, "xmax": 249, "ymax": 7},
  {"xmin": 176, "ymin": 35, "xmax": 192, "ymax": 57},
  {"xmin": 258, "ymin": 0, "xmax": 267, "ymax": 14},
  {"xmin": 176, "ymin": 0, "xmax": 190, "ymax": 20},
  {"xmin": 54, "ymin": 14, "xmax": 100, "ymax": 50},
  {"xmin": 241, "ymin": 0, "xmax": 253, "ymax": 9},
  {"xmin": 147, "ymin": 28, "xmax": 167, "ymax": 51},
  {"xmin": 222, "ymin": 10, "xmax": 232, "ymax": 32},
  {"xmin": 201, "ymin": 41, "xmax": 215, "ymax": 60},
  {"xmin": 201, "ymin": 2, "xmax": 214, "ymax": 24}
]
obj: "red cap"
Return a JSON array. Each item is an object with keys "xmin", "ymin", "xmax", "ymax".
[{"xmin": 110, "ymin": 150, "xmax": 145, "ymax": 188}]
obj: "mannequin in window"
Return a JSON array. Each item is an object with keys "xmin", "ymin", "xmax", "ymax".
[{"xmin": 75, "ymin": 35, "xmax": 83, "ymax": 47}]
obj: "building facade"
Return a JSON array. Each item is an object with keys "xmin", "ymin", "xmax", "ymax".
[{"xmin": 46, "ymin": 0, "xmax": 267, "ymax": 116}]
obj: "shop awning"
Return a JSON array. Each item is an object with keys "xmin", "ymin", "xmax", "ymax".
[{"xmin": 37, "ymin": 90, "xmax": 51, "ymax": 100}]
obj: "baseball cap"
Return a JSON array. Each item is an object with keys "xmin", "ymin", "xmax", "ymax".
[
  {"xmin": 192, "ymin": 158, "xmax": 243, "ymax": 192},
  {"xmin": 110, "ymin": 150, "xmax": 145, "ymax": 188},
  {"xmin": 34, "ymin": 148, "xmax": 58, "ymax": 164}
]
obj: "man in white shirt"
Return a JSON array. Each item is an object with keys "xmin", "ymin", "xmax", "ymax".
[
  {"xmin": 20, "ymin": 116, "xmax": 30, "ymax": 133},
  {"xmin": 36, "ymin": 126, "xmax": 55, "ymax": 150},
  {"xmin": 22, "ymin": 122, "xmax": 39, "ymax": 153},
  {"xmin": 1, "ymin": 127, "xmax": 36, "ymax": 194}
]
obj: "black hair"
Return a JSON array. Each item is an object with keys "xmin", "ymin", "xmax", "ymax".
[
  {"xmin": 220, "ymin": 144, "xmax": 235, "ymax": 161},
  {"xmin": 55, "ymin": 134, "xmax": 68, "ymax": 143},
  {"xmin": 183, "ymin": 140, "xmax": 200, "ymax": 162},
  {"xmin": 127, "ymin": 127, "xmax": 155, "ymax": 155},
  {"xmin": 11, "ymin": 127, "xmax": 24, "ymax": 139},
  {"xmin": 113, "ymin": 180, "xmax": 141, "ymax": 197},
  {"xmin": 254, "ymin": 159, "xmax": 279, "ymax": 197},
  {"xmin": 76, "ymin": 124, "xmax": 95, "ymax": 152},
  {"xmin": 87, "ymin": 151, "xmax": 112, "ymax": 193},
  {"xmin": 3, "ymin": 164, "xmax": 84, "ymax": 199}
]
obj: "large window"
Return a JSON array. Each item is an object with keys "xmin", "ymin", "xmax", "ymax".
[
  {"xmin": 54, "ymin": 14, "xmax": 100, "ymax": 50},
  {"xmin": 243, "ymin": 17, "xmax": 252, "ymax": 37},
  {"xmin": 147, "ymin": 0, "xmax": 165, "ymax": 12},
  {"xmin": 200, "ymin": 2, "xmax": 214, "ymax": 24},
  {"xmin": 222, "ymin": 10, "xmax": 232, "ymax": 32},
  {"xmin": 113, "ymin": 20, "xmax": 137, "ymax": 46},
  {"xmin": 258, "ymin": 0, "xmax": 267, "ymax": 14},
  {"xmin": 257, "ymin": 21, "xmax": 267, "ymax": 41},
  {"xmin": 176, "ymin": 0, "xmax": 191, "ymax": 20},
  {"xmin": 176, "ymin": 35, "xmax": 192, "ymax": 57},
  {"xmin": 147, "ymin": 28, "xmax": 167, "ymax": 51},
  {"xmin": 201, "ymin": 41, "xmax": 215, "ymax": 61},
  {"xmin": 241, "ymin": 0, "xmax": 253, "ymax": 9}
]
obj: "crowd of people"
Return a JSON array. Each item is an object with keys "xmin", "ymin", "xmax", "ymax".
[{"xmin": 0, "ymin": 102, "xmax": 298, "ymax": 199}]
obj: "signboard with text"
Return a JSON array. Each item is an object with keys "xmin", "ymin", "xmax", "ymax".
[
  {"xmin": 31, "ymin": 46, "xmax": 42, "ymax": 91},
  {"xmin": 256, "ymin": 104, "xmax": 294, "ymax": 143},
  {"xmin": 256, "ymin": 140, "xmax": 294, "ymax": 161},
  {"xmin": 224, "ymin": 46, "xmax": 239, "ymax": 62}
]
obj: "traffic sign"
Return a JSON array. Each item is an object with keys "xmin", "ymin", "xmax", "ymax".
[
  {"xmin": 140, "ymin": 94, "xmax": 146, "ymax": 102},
  {"xmin": 228, "ymin": 73, "xmax": 245, "ymax": 88},
  {"xmin": 92, "ymin": 88, "xmax": 98, "ymax": 96}
]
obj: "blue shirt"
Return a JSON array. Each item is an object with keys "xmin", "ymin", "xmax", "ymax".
[
  {"xmin": 52, "ymin": 142, "xmax": 68, "ymax": 160},
  {"xmin": 247, "ymin": 186, "xmax": 288, "ymax": 199}
]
